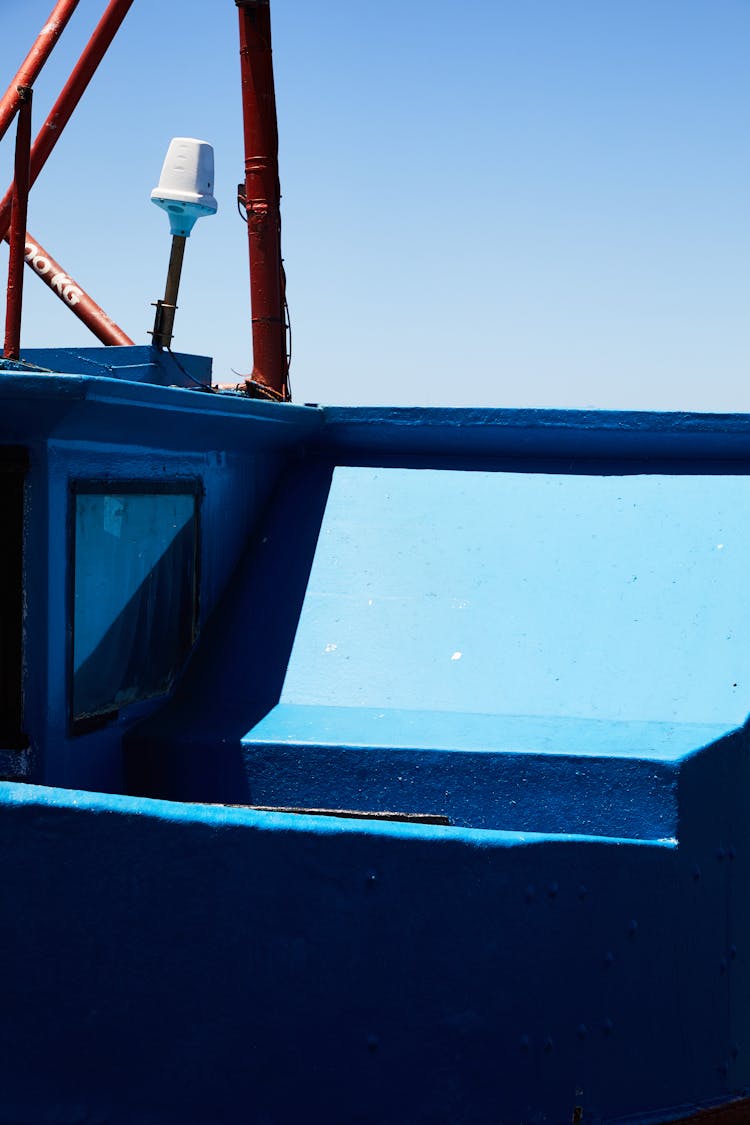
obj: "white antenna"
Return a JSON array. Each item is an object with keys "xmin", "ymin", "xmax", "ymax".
[{"xmin": 149, "ymin": 138, "xmax": 218, "ymax": 350}]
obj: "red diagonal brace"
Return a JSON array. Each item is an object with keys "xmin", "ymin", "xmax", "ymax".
[
  {"xmin": 0, "ymin": 0, "xmax": 81, "ymax": 146},
  {"xmin": 0, "ymin": 0, "xmax": 135, "ymax": 242},
  {"xmin": 4, "ymin": 230, "xmax": 134, "ymax": 346}
]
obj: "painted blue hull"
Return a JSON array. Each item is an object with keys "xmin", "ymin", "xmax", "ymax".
[{"xmin": 2, "ymin": 351, "xmax": 750, "ymax": 1124}]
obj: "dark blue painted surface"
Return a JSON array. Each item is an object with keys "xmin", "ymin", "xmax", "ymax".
[
  {"xmin": 0, "ymin": 764, "xmax": 746, "ymax": 1125},
  {"xmin": 16, "ymin": 344, "xmax": 212, "ymax": 388},
  {"xmin": 0, "ymin": 368, "xmax": 321, "ymax": 791},
  {"xmin": 316, "ymin": 404, "xmax": 750, "ymax": 464},
  {"xmin": 3, "ymin": 354, "xmax": 750, "ymax": 1121},
  {"xmin": 239, "ymin": 706, "xmax": 731, "ymax": 839}
]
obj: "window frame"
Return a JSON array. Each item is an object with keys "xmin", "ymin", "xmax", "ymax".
[{"xmin": 0, "ymin": 447, "xmax": 28, "ymax": 749}]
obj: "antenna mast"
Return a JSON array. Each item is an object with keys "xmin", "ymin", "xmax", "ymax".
[{"xmin": 236, "ymin": 0, "xmax": 289, "ymax": 401}]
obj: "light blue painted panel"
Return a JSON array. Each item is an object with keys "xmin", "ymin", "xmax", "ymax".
[
  {"xmin": 282, "ymin": 468, "xmax": 750, "ymax": 725},
  {"xmin": 247, "ymin": 703, "xmax": 728, "ymax": 762}
]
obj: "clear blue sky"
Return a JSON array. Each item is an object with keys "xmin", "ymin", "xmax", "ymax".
[{"xmin": 1, "ymin": 0, "xmax": 748, "ymax": 409}]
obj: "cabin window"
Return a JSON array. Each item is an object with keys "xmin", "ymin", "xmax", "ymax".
[
  {"xmin": 71, "ymin": 484, "xmax": 199, "ymax": 727},
  {"xmin": 0, "ymin": 450, "xmax": 26, "ymax": 747}
]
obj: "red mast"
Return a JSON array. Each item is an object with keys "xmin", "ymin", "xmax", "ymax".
[
  {"xmin": 0, "ymin": 0, "xmax": 135, "ymax": 350},
  {"xmin": 3, "ymin": 88, "xmax": 32, "ymax": 360},
  {"xmin": 0, "ymin": 0, "xmax": 136, "ymax": 243},
  {"xmin": 236, "ymin": 0, "xmax": 290, "ymax": 401},
  {"xmin": 0, "ymin": 0, "xmax": 80, "ymax": 146}
]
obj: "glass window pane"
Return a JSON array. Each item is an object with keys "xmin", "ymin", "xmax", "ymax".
[{"xmin": 73, "ymin": 490, "xmax": 198, "ymax": 723}]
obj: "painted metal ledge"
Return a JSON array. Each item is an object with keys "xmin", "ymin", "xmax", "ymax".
[{"xmin": 316, "ymin": 405, "xmax": 750, "ymax": 464}]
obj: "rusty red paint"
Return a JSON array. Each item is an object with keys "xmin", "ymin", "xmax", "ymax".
[
  {"xmin": 0, "ymin": 0, "xmax": 134, "ymax": 346},
  {"xmin": 0, "ymin": 0, "xmax": 80, "ymax": 146},
  {"xmin": 0, "ymin": 0, "xmax": 135, "ymax": 243},
  {"xmin": 9, "ymin": 232, "xmax": 134, "ymax": 346},
  {"xmin": 619, "ymin": 1097, "xmax": 750, "ymax": 1125},
  {"xmin": 236, "ymin": 0, "xmax": 290, "ymax": 401},
  {"xmin": 667, "ymin": 1099, "xmax": 750, "ymax": 1124},
  {"xmin": 3, "ymin": 89, "xmax": 33, "ymax": 360}
]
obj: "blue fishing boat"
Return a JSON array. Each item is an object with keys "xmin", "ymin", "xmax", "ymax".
[{"xmin": 1, "ymin": 3, "xmax": 749, "ymax": 1123}]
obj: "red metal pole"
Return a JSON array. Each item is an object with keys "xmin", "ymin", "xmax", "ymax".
[
  {"xmin": 0, "ymin": 0, "xmax": 81, "ymax": 146},
  {"xmin": 3, "ymin": 230, "xmax": 134, "ymax": 346},
  {"xmin": 0, "ymin": 0, "xmax": 135, "ymax": 242},
  {"xmin": 4, "ymin": 89, "xmax": 33, "ymax": 360},
  {"xmin": 236, "ymin": 0, "xmax": 289, "ymax": 401}
]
